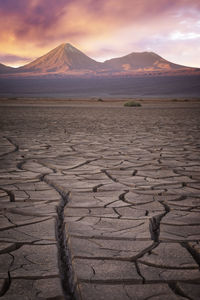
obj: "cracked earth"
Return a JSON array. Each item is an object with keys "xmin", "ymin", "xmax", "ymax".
[{"xmin": 0, "ymin": 102, "xmax": 200, "ymax": 299}]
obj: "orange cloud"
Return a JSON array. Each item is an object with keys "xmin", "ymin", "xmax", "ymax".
[{"xmin": 0, "ymin": 0, "xmax": 200, "ymax": 67}]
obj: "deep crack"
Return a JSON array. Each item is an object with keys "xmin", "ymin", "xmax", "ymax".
[{"xmin": 43, "ymin": 177, "xmax": 76, "ymax": 300}]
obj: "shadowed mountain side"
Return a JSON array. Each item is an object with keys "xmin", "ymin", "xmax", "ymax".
[{"xmin": 0, "ymin": 63, "xmax": 15, "ymax": 74}]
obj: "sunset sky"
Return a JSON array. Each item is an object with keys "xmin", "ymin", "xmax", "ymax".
[{"xmin": 0, "ymin": 0, "xmax": 200, "ymax": 68}]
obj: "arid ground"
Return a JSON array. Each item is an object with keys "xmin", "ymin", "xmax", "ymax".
[{"xmin": 0, "ymin": 100, "xmax": 200, "ymax": 299}]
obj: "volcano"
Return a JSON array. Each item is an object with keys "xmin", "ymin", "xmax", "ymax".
[
  {"xmin": 0, "ymin": 43, "xmax": 199, "ymax": 77},
  {"xmin": 104, "ymin": 52, "xmax": 185, "ymax": 71},
  {"xmin": 19, "ymin": 43, "xmax": 101, "ymax": 73}
]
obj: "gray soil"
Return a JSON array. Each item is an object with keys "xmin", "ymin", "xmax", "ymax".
[{"xmin": 0, "ymin": 101, "xmax": 200, "ymax": 299}]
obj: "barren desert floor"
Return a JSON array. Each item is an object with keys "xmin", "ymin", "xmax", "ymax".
[{"xmin": 0, "ymin": 100, "xmax": 200, "ymax": 299}]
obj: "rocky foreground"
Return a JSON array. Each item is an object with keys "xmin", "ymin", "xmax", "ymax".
[{"xmin": 0, "ymin": 102, "xmax": 200, "ymax": 299}]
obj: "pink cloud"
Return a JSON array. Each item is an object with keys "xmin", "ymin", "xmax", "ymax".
[{"xmin": 0, "ymin": 0, "xmax": 199, "ymax": 67}]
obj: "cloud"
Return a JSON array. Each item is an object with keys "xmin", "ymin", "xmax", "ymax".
[
  {"xmin": 0, "ymin": 54, "xmax": 32, "ymax": 67},
  {"xmin": 170, "ymin": 31, "xmax": 200, "ymax": 40},
  {"xmin": 0, "ymin": 0, "xmax": 200, "ymax": 67}
]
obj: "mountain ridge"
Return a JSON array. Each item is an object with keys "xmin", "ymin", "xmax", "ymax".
[
  {"xmin": 19, "ymin": 43, "xmax": 102, "ymax": 73},
  {"xmin": 103, "ymin": 51, "xmax": 187, "ymax": 71},
  {"xmin": 0, "ymin": 62, "xmax": 17, "ymax": 74},
  {"xmin": 0, "ymin": 43, "xmax": 199, "ymax": 77}
]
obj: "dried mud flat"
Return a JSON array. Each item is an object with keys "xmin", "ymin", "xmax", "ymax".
[{"xmin": 0, "ymin": 101, "xmax": 200, "ymax": 299}]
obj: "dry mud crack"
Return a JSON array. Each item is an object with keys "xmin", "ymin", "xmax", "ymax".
[{"xmin": 0, "ymin": 103, "xmax": 200, "ymax": 299}]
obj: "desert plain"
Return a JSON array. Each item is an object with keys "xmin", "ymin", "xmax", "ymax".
[{"xmin": 0, "ymin": 99, "xmax": 200, "ymax": 299}]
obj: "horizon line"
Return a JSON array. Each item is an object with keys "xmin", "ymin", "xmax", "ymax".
[{"xmin": 1, "ymin": 42, "xmax": 199, "ymax": 70}]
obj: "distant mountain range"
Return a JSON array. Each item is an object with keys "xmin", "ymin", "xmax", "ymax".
[{"xmin": 0, "ymin": 43, "xmax": 200, "ymax": 77}]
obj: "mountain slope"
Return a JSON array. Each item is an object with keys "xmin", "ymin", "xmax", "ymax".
[
  {"xmin": 103, "ymin": 52, "xmax": 187, "ymax": 71},
  {"xmin": 19, "ymin": 43, "xmax": 102, "ymax": 73},
  {"xmin": 0, "ymin": 63, "xmax": 15, "ymax": 74},
  {"xmin": 1, "ymin": 43, "xmax": 198, "ymax": 77}
]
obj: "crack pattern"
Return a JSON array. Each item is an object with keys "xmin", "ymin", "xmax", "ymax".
[{"xmin": 0, "ymin": 103, "xmax": 200, "ymax": 299}]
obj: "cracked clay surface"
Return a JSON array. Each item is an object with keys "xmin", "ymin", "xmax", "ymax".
[{"xmin": 0, "ymin": 103, "xmax": 200, "ymax": 299}]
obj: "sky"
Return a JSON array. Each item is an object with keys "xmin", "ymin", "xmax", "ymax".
[{"xmin": 0, "ymin": 0, "xmax": 200, "ymax": 68}]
